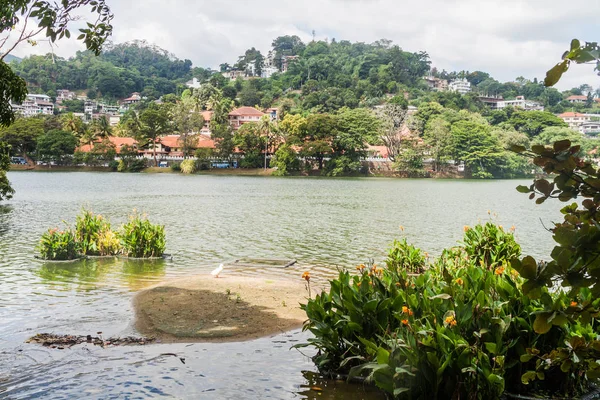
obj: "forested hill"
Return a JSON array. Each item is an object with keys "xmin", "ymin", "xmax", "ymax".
[
  {"xmin": 9, "ymin": 40, "xmax": 194, "ymax": 100},
  {"xmin": 7, "ymin": 36, "xmax": 599, "ymax": 114}
]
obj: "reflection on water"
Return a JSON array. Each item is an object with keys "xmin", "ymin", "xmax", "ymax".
[{"xmin": 0, "ymin": 172, "xmax": 562, "ymax": 399}]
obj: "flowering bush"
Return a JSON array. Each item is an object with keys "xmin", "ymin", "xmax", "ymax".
[
  {"xmin": 38, "ymin": 227, "xmax": 79, "ymax": 260},
  {"xmin": 298, "ymin": 223, "xmax": 599, "ymax": 399}
]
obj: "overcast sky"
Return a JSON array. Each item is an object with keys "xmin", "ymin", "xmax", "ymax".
[{"xmin": 11, "ymin": 0, "xmax": 600, "ymax": 91}]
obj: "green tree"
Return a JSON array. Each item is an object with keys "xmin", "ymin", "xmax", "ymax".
[
  {"xmin": 233, "ymin": 123, "xmax": 264, "ymax": 168},
  {"xmin": 377, "ymin": 103, "xmax": 409, "ymax": 162},
  {"xmin": 36, "ymin": 129, "xmax": 78, "ymax": 165},
  {"xmin": 271, "ymin": 144, "xmax": 300, "ymax": 175},
  {"xmin": 0, "ymin": 142, "xmax": 15, "ymax": 200},
  {"xmin": 301, "ymin": 113, "xmax": 337, "ymax": 170},
  {"xmin": 451, "ymin": 120, "xmax": 504, "ymax": 178},
  {"xmin": 504, "ymin": 110, "xmax": 567, "ymax": 138},
  {"xmin": 139, "ymin": 103, "xmax": 171, "ymax": 166},
  {"xmin": 0, "ymin": 116, "xmax": 45, "ymax": 159},
  {"xmin": 172, "ymin": 100, "xmax": 204, "ymax": 157},
  {"xmin": 0, "ymin": 1, "xmax": 114, "ymax": 126},
  {"xmin": 423, "ymin": 117, "xmax": 453, "ymax": 171}
]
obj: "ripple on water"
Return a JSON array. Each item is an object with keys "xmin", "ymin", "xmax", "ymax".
[{"xmin": 0, "ymin": 172, "xmax": 562, "ymax": 398}]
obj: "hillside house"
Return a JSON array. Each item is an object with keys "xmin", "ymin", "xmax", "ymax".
[
  {"xmin": 11, "ymin": 94, "xmax": 54, "ymax": 117},
  {"xmin": 558, "ymin": 112, "xmax": 592, "ymax": 129},
  {"xmin": 449, "ymin": 78, "xmax": 471, "ymax": 94},
  {"xmin": 566, "ymin": 95, "xmax": 588, "ymax": 104},
  {"xmin": 228, "ymin": 106, "xmax": 265, "ymax": 129},
  {"xmin": 120, "ymin": 92, "xmax": 142, "ymax": 110}
]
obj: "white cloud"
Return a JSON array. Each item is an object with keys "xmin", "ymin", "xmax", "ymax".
[{"xmin": 8, "ymin": 0, "xmax": 600, "ymax": 90}]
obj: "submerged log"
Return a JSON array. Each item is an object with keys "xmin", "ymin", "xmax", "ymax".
[{"xmin": 26, "ymin": 333, "xmax": 155, "ymax": 348}]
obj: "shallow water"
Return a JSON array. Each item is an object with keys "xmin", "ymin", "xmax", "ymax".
[{"xmin": 0, "ymin": 172, "xmax": 560, "ymax": 398}]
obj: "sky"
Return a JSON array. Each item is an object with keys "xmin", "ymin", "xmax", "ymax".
[{"xmin": 9, "ymin": 0, "xmax": 600, "ymax": 91}]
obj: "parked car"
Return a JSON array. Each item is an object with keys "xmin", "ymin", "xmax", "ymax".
[{"xmin": 10, "ymin": 157, "xmax": 27, "ymax": 165}]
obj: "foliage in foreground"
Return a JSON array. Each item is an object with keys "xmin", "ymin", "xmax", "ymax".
[
  {"xmin": 298, "ymin": 223, "xmax": 599, "ymax": 399},
  {"xmin": 0, "ymin": 142, "xmax": 14, "ymax": 201},
  {"xmin": 118, "ymin": 213, "xmax": 166, "ymax": 258}
]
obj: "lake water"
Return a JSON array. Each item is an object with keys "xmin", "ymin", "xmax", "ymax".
[{"xmin": 0, "ymin": 172, "xmax": 561, "ymax": 399}]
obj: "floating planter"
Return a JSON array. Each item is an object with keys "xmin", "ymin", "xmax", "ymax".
[{"xmin": 36, "ymin": 209, "xmax": 166, "ymax": 261}]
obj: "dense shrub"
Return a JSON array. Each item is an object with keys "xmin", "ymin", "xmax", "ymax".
[
  {"xmin": 38, "ymin": 228, "xmax": 79, "ymax": 260},
  {"xmin": 298, "ymin": 222, "xmax": 598, "ymax": 399},
  {"xmin": 180, "ymin": 159, "xmax": 196, "ymax": 174},
  {"xmin": 74, "ymin": 209, "xmax": 112, "ymax": 256},
  {"xmin": 118, "ymin": 213, "xmax": 166, "ymax": 258},
  {"xmin": 170, "ymin": 162, "xmax": 181, "ymax": 172}
]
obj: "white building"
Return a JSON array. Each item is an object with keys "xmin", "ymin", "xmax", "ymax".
[
  {"xmin": 498, "ymin": 96, "xmax": 544, "ymax": 111},
  {"xmin": 56, "ymin": 89, "xmax": 76, "ymax": 102},
  {"xmin": 84, "ymin": 100, "xmax": 97, "ymax": 114},
  {"xmin": 261, "ymin": 66, "xmax": 278, "ymax": 79},
  {"xmin": 449, "ymin": 78, "xmax": 471, "ymax": 94},
  {"xmin": 185, "ymin": 77, "xmax": 202, "ymax": 89},
  {"xmin": 11, "ymin": 94, "xmax": 54, "ymax": 117},
  {"xmin": 558, "ymin": 112, "xmax": 593, "ymax": 129},
  {"xmin": 580, "ymin": 122, "xmax": 600, "ymax": 136},
  {"xmin": 98, "ymin": 103, "xmax": 119, "ymax": 115}
]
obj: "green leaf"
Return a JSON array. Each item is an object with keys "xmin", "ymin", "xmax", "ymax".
[
  {"xmin": 484, "ymin": 342, "xmax": 497, "ymax": 355},
  {"xmin": 377, "ymin": 347, "xmax": 390, "ymax": 365},
  {"xmin": 522, "ymin": 370, "xmax": 537, "ymax": 385},
  {"xmin": 520, "ymin": 354, "xmax": 534, "ymax": 363},
  {"xmin": 570, "ymin": 39, "xmax": 581, "ymax": 51},
  {"xmin": 518, "ymin": 256, "xmax": 538, "ymax": 280},
  {"xmin": 516, "ymin": 185, "xmax": 532, "ymax": 194},
  {"xmin": 533, "ymin": 312, "xmax": 553, "ymax": 334},
  {"xmin": 553, "ymin": 139, "xmax": 571, "ymax": 152},
  {"xmin": 429, "ymin": 293, "xmax": 451, "ymax": 300},
  {"xmin": 544, "ymin": 60, "xmax": 569, "ymax": 87}
]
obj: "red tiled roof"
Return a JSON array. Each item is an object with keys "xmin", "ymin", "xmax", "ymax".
[
  {"xmin": 566, "ymin": 95, "xmax": 588, "ymax": 100},
  {"xmin": 558, "ymin": 112, "xmax": 587, "ymax": 118},
  {"xmin": 195, "ymin": 137, "xmax": 215, "ymax": 149},
  {"xmin": 229, "ymin": 106, "xmax": 265, "ymax": 117},
  {"xmin": 160, "ymin": 135, "xmax": 181, "ymax": 148},
  {"xmin": 77, "ymin": 136, "xmax": 137, "ymax": 154},
  {"xmin": 201, "ymin": 111, "xmax": 213, "ymax": 121}
]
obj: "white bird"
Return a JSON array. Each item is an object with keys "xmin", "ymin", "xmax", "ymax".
[{"xmin": 211, "ymin": 263, "xmax": 224, "ymax": 278}]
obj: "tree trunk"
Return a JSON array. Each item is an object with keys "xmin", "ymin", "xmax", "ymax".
[{"xmin": 153, "ymin": 140, "xmax": 158, "ymax": 167}]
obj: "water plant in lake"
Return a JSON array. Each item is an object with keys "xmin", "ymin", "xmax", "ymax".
[
  {"xmin": 38, "ymin": 227, "xmax": 79, "ymax": 260},
  {"xmin": 74, "ymin": 208, "xmax": 114, "ymax": 256},
  {"xmin": 298, "ymin": 222, "xmax": 598, "ymax": 399},
  {"xmin": 118, "ymin": 213, "xmax": 166, "ymax": 258}
]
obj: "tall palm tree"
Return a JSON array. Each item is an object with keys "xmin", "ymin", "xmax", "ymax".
[{"xmin": 257, "ymin": 115, "xmax": 274, "ymax": 170}]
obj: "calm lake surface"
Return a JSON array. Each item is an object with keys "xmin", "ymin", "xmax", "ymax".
[{"xmin": 0, "ymin": 172, "xmax": 561, "ymax": 399}]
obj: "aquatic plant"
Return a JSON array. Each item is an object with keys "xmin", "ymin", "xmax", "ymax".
[
  {"xmin": 74, "ymin": 208, "xmax": 112, "ymax": 256},
  {"xmin": 38, "ymin": 227, "xmax": 79, "ymax": 260},
  {"xmin": 180, "ymin": 159, "xmax": 196, "ymax": 174},
  {"xmin": 298, "ymin": 223, "xmax": 599, "ymax": 399},
  {"xmin": 97, "ymin": 228, "xmax": 120, "ymax": 256},
  {"xmin": 118, "ymin": 213, "xmax": 166, "ymax": 258}
]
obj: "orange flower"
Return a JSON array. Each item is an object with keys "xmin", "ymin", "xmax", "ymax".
[
  {"xmin": 395, "ymin": 282, "xmax": 401, "ymax": 287},
  {"xmin": 402, "ymin": 306, "xmax": 414, "ymax": 316},
  {"xmin": 302, "ymin": 271, "xmax": 311, "ymax": 282},
  {"xmin": 356, "ymin": 264, "xmax": 366, "ymax": 271},
  {"xmin": 463, "ymin": 225, "xmax": 470, "ymax": 232},
  {"xmin": 455, "ymin": 278, "xmax": 464, "ymax": 285},
  {"xmin": 445, "ymin": 315, "xmax": 457, "ymax": 326},
  {"xmin": 401, "ymin": 319, "xmax": 409, "ymax": 326},
  {"xmin": 399, "ymin": 225, "xmax": 404, "ymax": 232},
  {"xmin": 498, "ymin": 225, "xmax": 503, "ymax": 230},
  {"xmin": 510, "ymin": 225, "xmax": 516, "ymax": 232},
  {"xmin": 49, "ymin": 228, "xmax": 57, "ymax": 235},
  {"xmin": 570, "ymin": 301, "xmax": 578, "ymax": 307},
  {"xmin": 495, "ymin": 266, "xmax": 505, "ymax": 275}
]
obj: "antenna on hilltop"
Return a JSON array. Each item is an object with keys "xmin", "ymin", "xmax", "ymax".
[{"xmin": 312, "ymin": 30, "xmax": 316, "ymax": 42}]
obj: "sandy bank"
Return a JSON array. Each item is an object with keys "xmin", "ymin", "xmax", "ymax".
[{"xmin": 133, "ymin": 274, "xmax": 312, "ymax": 343}]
